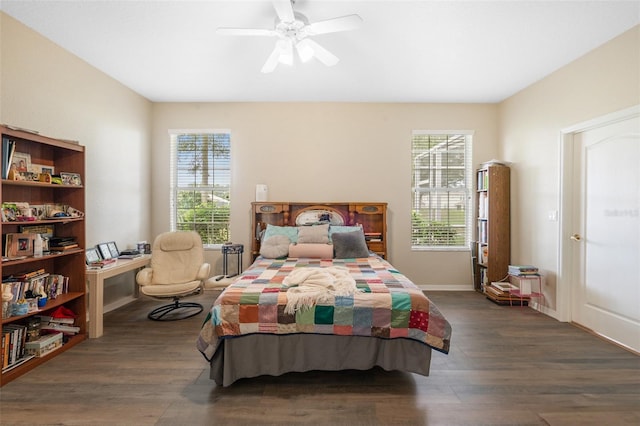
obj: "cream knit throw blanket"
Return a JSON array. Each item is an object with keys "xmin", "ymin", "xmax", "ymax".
[{"xmin": 283, "ymin": 266, "xmax": 359, "ymax": 314}]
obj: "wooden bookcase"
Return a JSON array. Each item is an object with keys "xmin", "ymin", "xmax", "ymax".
[
  {"xmin": 474, "ymin": 164, "xmax": 510, "ymax": 296},
  {"xmin": 251, "ymin": 202, "xmax": 387, "ymax": 260},
  {"xmin": 1, "ymin": 125, "xmax": 86, "ymax": 386}
]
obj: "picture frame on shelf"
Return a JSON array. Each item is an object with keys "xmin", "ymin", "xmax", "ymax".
[
  {"xmin": 11, "ymin": 151, "xmax": 31, "ymax": 173},
  {"xmin": 85, "ymin": 247, "xmax": 101, "ymax": 264},
  {"xmin": 60, "ymin": 172, "xmax": 82, "ymax": 186},
  {"xmin": 1, "ymin": 203, "xmax": 19, "ymax": 222},
  {"xmin": 5, "ymin": 233, "xmax": 37, "ymax": 258},
  {"xmin": 29, "ymin": 163, "xmax": 55, "ymax": 175},
  {"xmin": 97, "ymin": 242, "xmax": 112, "ymax": 260},
  {"xmin": 106, "ymin": 241, "xmax": 119, "ymax": 258}
]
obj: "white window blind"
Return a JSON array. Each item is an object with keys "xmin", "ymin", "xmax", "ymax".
[
  {"xmin": 411, "ymin": 132, "xmax": 472, "ymax": 249},
  {"xmin": 170, "ymin": 130, "xmax": 231, "ymax": 247}
]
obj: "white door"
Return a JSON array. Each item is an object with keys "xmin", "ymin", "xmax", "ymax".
[{"xmin": 571, "ymin": 116, "xmax": 640, "ymax": 352}]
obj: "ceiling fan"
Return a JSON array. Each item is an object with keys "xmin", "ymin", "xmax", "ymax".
[{"xmin": 216, "ymin": 0, "xmax": 363, "ymax": 73}]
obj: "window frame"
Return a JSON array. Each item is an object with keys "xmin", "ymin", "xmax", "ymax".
[
  {"xmin": 411, "ymin": 130, "xmax": 473, "ymax": 251},
  {"xmin": 169, "ymin": 129, "xmax": 231, "ymax": 249}
]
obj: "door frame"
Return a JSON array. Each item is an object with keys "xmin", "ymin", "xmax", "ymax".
[{"xmin": 558, "ymin": 104, "xmax": 640, "ymax": 322}]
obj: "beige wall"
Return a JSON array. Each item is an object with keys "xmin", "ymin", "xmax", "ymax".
[
  {"xmin": 151, "ymin": 102, "xmax": 498, "ymax": 285},
  {"xmin": 4, "ymin": 10, "xmax": 637, "ymax": 299},
  {"xmin": 498, "ymin": 25, "xmax": 640, "ymax": 313},
  {"xmin": 0, "ymin": 13, "xmax": 153, "ymax": 303}
]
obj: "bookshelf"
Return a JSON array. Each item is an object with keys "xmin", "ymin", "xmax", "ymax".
[
  {"xmin": 474, "ymin": 163, "xmax": 510, "ymax": 297},
  {"xmin": 1, "ymin": 125, "xmax": 86, "ymax": 386},
  {"xmin": 251, "ymin": 202, "xmax": 387, "ymax": 260}
]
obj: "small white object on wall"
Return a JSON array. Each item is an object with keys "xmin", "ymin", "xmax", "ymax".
[{"xmin": 255, "ymin": 184, "xmax": 268, "ymax": 201}]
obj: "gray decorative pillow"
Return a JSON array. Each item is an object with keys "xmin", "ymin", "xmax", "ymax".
[
  {"xmin": 332, "ymin": 230, "xmax": 370, "ymax": 259},
  {"xmin": 260, "ymin": 235, "xmax": 291, "ymax": 258},
  {"xmin": 297, "ymin": 223, "xmax": 330, "ymax": 244}
]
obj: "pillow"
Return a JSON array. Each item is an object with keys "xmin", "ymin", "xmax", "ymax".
[
  {"xmin": 260, "ymin": 235, "xmax": 291, "ymax": 258},
  {"xmin": 332, "ymin": 230, "xmax": 370, "ymax": 259},
  {"xmin": 288, "ymin": 243, "xmax": 334, "ymax": 259},
  {"xmin": 328, "ymin": 225, "xmax": 363, "ymax": 242},
  {"xmin": 263, "ymin": 224, "xmax": 298, "ymax": 243},
  {"xmin": 297, "ymin": 223, "xmax": 329, "ymax": 244}
]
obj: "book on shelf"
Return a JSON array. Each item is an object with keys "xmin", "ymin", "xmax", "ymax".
[
  {"xmin": 2, "ymin": 136, "xmax": 16, "ymax": 180},
  {"xmin": 40, "ymin": 323, "xmax": 80, "ymax": 335},
  {"xmin": 49, "ymin": 243, "xmax": 79, "ymax": 251},
  {"xmin": 35, "ymin": 315, "xmax": 75, "ymax": 325},
  {"xmin": 2, "ymin": 323, "xmax": 27, "ymax": 369},
  {"xmin": 24, "ymin": 332, "xmax": 63, "ymax": 358},
  {"xmin": 508, "ymin": 265, "xmax": 539, "ymax": 275}
]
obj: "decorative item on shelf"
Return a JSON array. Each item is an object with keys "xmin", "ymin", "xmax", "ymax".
[
  {"xmin": 11, "ymin": 300, "xmax": 29, "ymax": 316},
  {"xmin": 37, "ymin": 296, "xmax": 47, "ymax": 308},
  {"xmin": 3, "ymin": 233, "xmax": 37, "ymax": 258},
  {"xmin": 59, "ymin": 172, "xmax": 82, "ymax": 186},
  {"xmin": 38, "ymin": 173, "xmax": 52, "ymax": 183},
  {"xmin": 2, "ymin": 284, "xmax": 13, "ymax": 318}
]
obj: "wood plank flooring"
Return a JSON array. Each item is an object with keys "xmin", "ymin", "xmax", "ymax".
[{"xmin": 1, "ymin": 290, "xmax": 638, "ymax": 425}]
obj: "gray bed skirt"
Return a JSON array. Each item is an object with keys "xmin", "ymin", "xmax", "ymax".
[{"xmin": 210, "ymin": 333, "xmax": 432, "ymax": 387}]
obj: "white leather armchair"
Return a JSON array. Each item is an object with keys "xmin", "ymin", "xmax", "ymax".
[{"xmin": 136, "ymin": 231, "xmax": 211, "ymax": 320}]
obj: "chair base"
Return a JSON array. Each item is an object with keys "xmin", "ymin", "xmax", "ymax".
[{"xmin": 147, "ymin": 299, "xmax": 203, "ymax": 321}]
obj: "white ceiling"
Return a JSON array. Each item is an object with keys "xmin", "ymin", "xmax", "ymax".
[{"xmin": 2, "ymin": 0, "xmax": 639, "ymax": 103}]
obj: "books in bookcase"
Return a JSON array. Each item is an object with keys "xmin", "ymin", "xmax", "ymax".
[{"xmin": 1, "ymin": 323, "xmax": 31, "ymax": 372}]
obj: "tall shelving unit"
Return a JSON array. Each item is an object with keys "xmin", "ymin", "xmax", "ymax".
[
  {"xmin": 474, "ymin": 163, "xmax": 510, "ymax": 295},
  {"xmin": 1, "ymin": 125, "xmax": 86, "ymax": 386}
]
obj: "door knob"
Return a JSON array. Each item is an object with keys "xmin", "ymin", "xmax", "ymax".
[{"xmin": 570, "ymin": 234, "xmax": 582, "ymax": 241}]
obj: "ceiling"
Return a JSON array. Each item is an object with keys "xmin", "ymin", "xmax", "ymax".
[{"xmin": 1, "ymin": 0, "xmax": 639, "ymax": 103}]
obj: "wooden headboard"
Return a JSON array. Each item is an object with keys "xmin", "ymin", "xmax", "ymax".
[{"xmin": 251, "ymin": 202, "xmax": 387, "ymax": 260}]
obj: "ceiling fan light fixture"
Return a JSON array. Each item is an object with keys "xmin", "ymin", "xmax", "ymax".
[
  {"xmin": 277, "ymin": 39, "xmax": 294, "ymax": 65},
  {"xmin": 295, "ymin": 39, "xmax": 315, "ymax": 63}
]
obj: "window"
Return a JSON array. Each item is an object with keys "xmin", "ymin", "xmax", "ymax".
[
  {"xmin": 170, "ymin": 130, "xmax": 231, "ymax": 247},
  {"xmin": 411, "ymin": 131, "xmax": 472, "ymax": 249}
]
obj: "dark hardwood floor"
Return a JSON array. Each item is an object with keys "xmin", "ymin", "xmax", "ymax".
[{"xmin": 1, "ymin": 290, "xmax": 638, "ymax": 425}]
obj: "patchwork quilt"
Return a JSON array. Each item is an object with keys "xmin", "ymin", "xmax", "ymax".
[{"xmin": 197, "ymin": 256, "xmax": 452, "ymax": 361}]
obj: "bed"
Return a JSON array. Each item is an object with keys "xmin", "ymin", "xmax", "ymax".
[{"xmin": 196, "ymin": 202, "xmax": 452, "ymax": 386}]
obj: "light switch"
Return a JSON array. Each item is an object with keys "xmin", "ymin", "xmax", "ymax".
[{"xmin": 548, "ymin": 210, "xmax": 558, "ymax": 221}]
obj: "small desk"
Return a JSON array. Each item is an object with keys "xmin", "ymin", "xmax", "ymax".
[{"xmin": 86, "ymin": 255, "xmax": 151, "ymax": 338}]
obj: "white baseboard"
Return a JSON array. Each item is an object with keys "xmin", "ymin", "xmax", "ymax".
[
  {"xmin": 417, "ymin": 284, "xmax": 474, "ymax": 291},
  {"xmin": 104, "ymin": 295, "xmax": 137, "ymax": 314}
]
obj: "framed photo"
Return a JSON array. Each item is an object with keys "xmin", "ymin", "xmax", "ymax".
[
  {"xmin": 60, "ymin": 172, "xmax": 82, "ymax": 186},
  {"xmin": 85, "ymin": 247, "xmax": 101, "ymax": 264},
  {"xmin": 107, "ymin": 241, "xmax": 119, "ymax": 258},
  {"xmin": 29, "ymin": 163, "xmax": 55, "ymax": 175},
  {"xmin": 11, "ymin": 152, "xmax": 31, "ymax": 173},
  {"xmin": 5, "ymin": 233, "xmax": 36, "ymax": 258},
  {"xmin": 1, "ymin": 203, "xmax": 19, "ymax": 222},
  {"xmin": 97, "ymin": 242, "xmax": 112, "ymax": 260}
]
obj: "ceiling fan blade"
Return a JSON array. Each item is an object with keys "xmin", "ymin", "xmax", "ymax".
[
  {"xmin": 261, "ymin": 44, "xmax": 282, "ymax": 73},
  {"xmin": 278, "ymin": 39, "xmax": 294, "ymax": 65},
  {"xmin": 216, "ymin": 28, "xmax": 277, "ymax": 37},
  {"xmin": 272, "ymin": 0, "xmax": 295, "ymax": 23},
  {"xmin": 299, "ymin": 38, "xmax": 339, "ymax": 67},
  {"xmin": 306, "ymin": 14, "xmax": 363, "ymax": 35}
]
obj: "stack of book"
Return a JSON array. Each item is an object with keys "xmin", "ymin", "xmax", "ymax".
[
  {"xmin": 364, "ymin": 232, "xmax": 382, "ymax": 242},
  {"xmin": 87, "ymin": 258, "xmax": 117, "ymax": 269},
  {"xmin": 37, "ymin": 315, "xmax": 80, "ymax": 335},
  {"xmin": 508, "ymin": 265, "xmax": 539, "ymax": 276},
  {"xmin": 484, "ymin": 281, "xmax": 530, "ymax": 306},
  {"xmin": 48, "ymin": 237, "xmax": 78, "ymax": 252}
]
